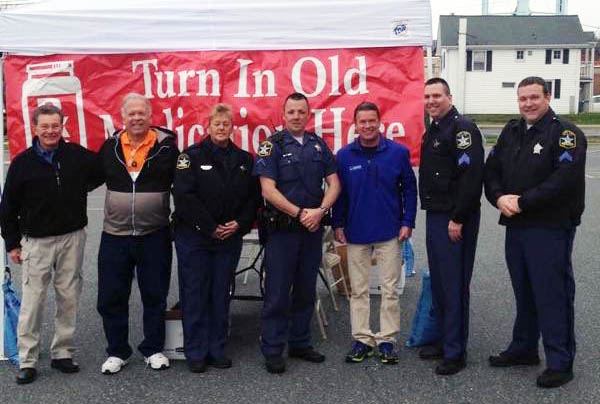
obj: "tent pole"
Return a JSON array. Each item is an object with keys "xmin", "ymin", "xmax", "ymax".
[{"xmin": 0, "ymin": 55, "xmax": 6, "ymax": 361}]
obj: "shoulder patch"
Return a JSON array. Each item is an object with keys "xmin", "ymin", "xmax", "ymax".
[
  {"xmin": 176, "ymin": 153, "xmax": 191, "ymax": 170},
  {"xmin": 559, "ymin": 130, "xmax": 576, "ymax": 149},
  {"xmin": 456, "ymin": 131, "xmax": 472, "ymax": 149},
  {"xmin": 257, "ymin": 140, "xmax": 273, "ymax": 157}
]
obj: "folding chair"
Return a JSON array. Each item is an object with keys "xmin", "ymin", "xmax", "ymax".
[{"xmin": 319, "ymin": 227, "xmax": 350, "ymax": 312}]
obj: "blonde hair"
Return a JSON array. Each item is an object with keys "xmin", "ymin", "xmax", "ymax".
[{"xmin": 209, "ymin": 103, "xmax": 233, "ymax": 124}]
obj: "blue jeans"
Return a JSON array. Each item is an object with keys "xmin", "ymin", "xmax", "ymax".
[{"xmin": 97, "ymin": 227, "xmax": 172, "ymax": 359}]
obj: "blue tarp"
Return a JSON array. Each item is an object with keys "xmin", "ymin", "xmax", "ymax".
[
  {"xmin": 4, "ymin": 268, "xmax": 20, "ymax": 365},
  {"xmin": 406, "ymin": 269, "xmax": 440, "ymax": 347}
]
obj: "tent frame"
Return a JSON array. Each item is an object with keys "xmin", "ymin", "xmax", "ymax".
[{"xmin": 1, "ymin": 55, "xmax": 6, "ymax": 361}]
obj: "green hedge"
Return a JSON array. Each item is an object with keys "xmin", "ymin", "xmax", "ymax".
[{"xmin": 467, "ymin": 113, "xmax": 600, "ymax": 125}]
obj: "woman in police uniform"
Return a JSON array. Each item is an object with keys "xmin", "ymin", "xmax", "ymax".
[{"xmin": 172, "ymin": 104, "xmax": 260, "ymax": 373}]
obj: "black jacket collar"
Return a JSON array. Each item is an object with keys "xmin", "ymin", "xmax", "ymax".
[
  {"xmin": 434, "ymin": 105, "xmax": 459, "ymax": 127},
  {"xmin": 521, "ymin": 107, "xmax": 556, "ymax": 133}
]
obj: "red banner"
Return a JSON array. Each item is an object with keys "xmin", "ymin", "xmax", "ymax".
[{"xmin": 4, "ymin": 47, "xmax": 424, "ymax": 164}]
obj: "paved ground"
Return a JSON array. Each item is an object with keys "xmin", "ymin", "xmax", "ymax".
[{"xmin": 1, "ymin": 145, "xmax": 599, "ymax": 404}]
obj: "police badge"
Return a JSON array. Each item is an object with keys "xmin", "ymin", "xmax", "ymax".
[
  {"xmin": 176, "ymin": 153, "xmax": 191, "ymax": 170},
  {"xmin": 257, "ymin": 140, "xmax": 273, "ymax": 157},
  {"xmin": 559, "ymin": 130, "xmax": 576, "ymax": 149},
  {"xmin": 456, "ymin": 131, "xmax": 472, "ymax": 149}
]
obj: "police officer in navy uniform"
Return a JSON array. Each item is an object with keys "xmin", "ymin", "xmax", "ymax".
[
  {"xmin": 253, "ymin": 92, "xmax": 341, "ymax": 374},
  {"xmin": 173, "ymin": 103, "xmax": 260, "ymax": 373},
  {"xmin": 419, "ymin": 78, "xmax": 484, "ymax": 375},
  {"xmin": 485, "ymin": 76, "xmax": 586, "ymax": 388}
]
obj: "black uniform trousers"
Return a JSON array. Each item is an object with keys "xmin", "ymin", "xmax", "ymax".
[
  {"xmin": 426, "ymin": 210, "xmax": 480, "ymax": 360},
  {"xmin": 175, "ymin": 225, "xmax": 243, "ymax": 362},
  {"xmin": 504, "ymin": 226, "xmax": 576, "ymax": 371}
]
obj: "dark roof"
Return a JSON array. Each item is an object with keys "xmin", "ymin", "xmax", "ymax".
[
  {"xmin": 439, "ymin": 15, "xmax": 590, "ymax": 47},
  {"xmin": 583, "ymin": 31, "xmax": 597, "ymax": 42}
]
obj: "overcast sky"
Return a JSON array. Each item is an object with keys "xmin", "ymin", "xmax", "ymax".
[{"xmin": 430, "ymin": 0, "xmax": 600, "ymax": 38}]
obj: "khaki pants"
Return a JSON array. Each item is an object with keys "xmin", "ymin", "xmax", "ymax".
[
  {"xmin": 18, "ymin": 229, "xmax": 86, "ymax": 368},
  {"xmin": 347, "ymin": 237, "xmax": 402, "ymax": 346}
]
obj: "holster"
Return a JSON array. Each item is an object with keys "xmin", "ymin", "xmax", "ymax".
[{"xmin": 258, "ymin": 205, "xmax": 304, "ymax": 238}]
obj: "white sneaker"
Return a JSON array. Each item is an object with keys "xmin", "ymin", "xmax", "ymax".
[
  {"xmin": 101, "ymin": 356, "xmax": 128, "ymax": 375},
  {"xmin": 144, "ymin": 352, "xmax": 170, "ymax": 370}
]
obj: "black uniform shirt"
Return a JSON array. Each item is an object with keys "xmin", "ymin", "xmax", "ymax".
[
  {"xmin": 173, "ymin": 137, "xmax": 260, "ymax": 239},
  {"xmin": 484, "ymin": 108, "xmax": 586, "ymax": 228},
  {"xmin": 419, "ymin": 106, "xmax": 485, "ymax": 223}
]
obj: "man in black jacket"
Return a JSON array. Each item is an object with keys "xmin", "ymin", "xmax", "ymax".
[
  {"xmin": 418, "ymin": 78, "xmax": 484, "ymax": 376},
  {"xmin": 0, "ymin": 104, "xmax": 100, "ymax": 384},
  {"xmin": 172, "ymin": 103, "xmax": 259, "ymax": 373},
  {"xmin": 484, "ymin": 76, "xmax": 586, "ymax": 388}
]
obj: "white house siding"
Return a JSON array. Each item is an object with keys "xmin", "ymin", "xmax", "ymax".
[
  {"xmin": 442, "ymin": 48, "xmax": 581, "ymax": 114},
  {"xmin": 440, "ymin": 49, "xmax": 459, "ymax": 90}
]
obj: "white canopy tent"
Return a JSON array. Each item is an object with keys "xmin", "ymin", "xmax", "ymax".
[
  {"xmin": 0, "ymin": 0, "xmax": 432, "ymax": 360},
  {"xmin": 0, "ymin": 0, "xmax": 432, "ymax": 54}
]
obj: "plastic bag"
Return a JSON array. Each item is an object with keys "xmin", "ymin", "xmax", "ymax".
[
  {"xmin": 402, "ymin": 238, "xmax": 415, "ymax": 277},
  {"xmin": 405, "ymin": 269, "xmax": 440, "ymax": 347},
  {"xmin": 4, "ymin": 268, "xmax": 21, "ymax": 365}
]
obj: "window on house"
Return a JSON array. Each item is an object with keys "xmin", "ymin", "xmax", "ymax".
[
  {"xmin": 553, "ymin": 50, "xmax": 561, "ymax": 59},
  {"xmin": 527, "ymin": 50, "xmax": 533, "ymax": 56},
  {"xmin": 467, "ymin": 50, "xmax": 492, "ymax": 71},
  {"xmin": 473, "ymin": 51, "xmax": 486, "ymax": 71},
  {"xmin": 516, "ymin": 50, "xmax": 524, "ymax": 60},
  {"xmin": 545, "ymin": 81, "xmax": 553, "ymax": 97},
  {"xmin": 502, "ymin": 82, "xmax": 515, "ymax": 88}
]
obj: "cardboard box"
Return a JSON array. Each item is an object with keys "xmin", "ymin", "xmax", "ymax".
[
  {"xmin": 331, "ymin": 243, "xmax": 352, "ymax": 295},
  {"xmin": 162, "ymin": 309, "xmax": 185, "ymax": 360}
]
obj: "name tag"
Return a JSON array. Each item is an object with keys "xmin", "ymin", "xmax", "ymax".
[
  {"xmin": 200, "ymin": 165, "xmax": 213, "ymax": 170},
  {"xmin": 349, "ymin": 165, "xmax": 363, "ymax": 171}
]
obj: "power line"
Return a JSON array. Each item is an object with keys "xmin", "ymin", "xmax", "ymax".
[{"xmin": 581, "ymin": 24, "xmax": 600, "ymax": 30}]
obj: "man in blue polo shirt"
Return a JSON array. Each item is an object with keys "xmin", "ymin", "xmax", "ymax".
[{"xmin": 333, "ymin": 101, "xmax": 417, "ymax": 364}]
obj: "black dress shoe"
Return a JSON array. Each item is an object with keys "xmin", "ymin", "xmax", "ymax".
[
  {"xmin": 488, "ymin": 351, "xmax": 540, "ymax": 367},
  {"xmin": 51, "ymin": 358, "xmax": 80, "ymax": 373},
  {"xmin": 435, "ymin": 358, "xmax": 466, "ymax": 375},
  {"xmin": 207, "ymin": 356, "xmax": 232, "ymax": 369},
  {"xmin": 418, "ymin": 344, "xmax": 443, "ymax": 360},
  {"xmin": 187, "ymin": 360, "xmax": 207, "ymax": 373},
  {"xmin": 288, "ymin": 347, "xmax": 325, "ymax": 363},
  {"xmin": 536, "ymin": 368, "xmax": 574, "ymax": 388},
  {"xmin": 16, "ymin": 368, "xmax": 37, "ymax": 385},
  {"xmin": 265, "ymin": 356, "xmax": 286, "ymax": 374}
]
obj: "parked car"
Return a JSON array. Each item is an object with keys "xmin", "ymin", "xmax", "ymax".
[{"xmin": 592, "ymin": 95, "xmax": 600, "ymax": 113}]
